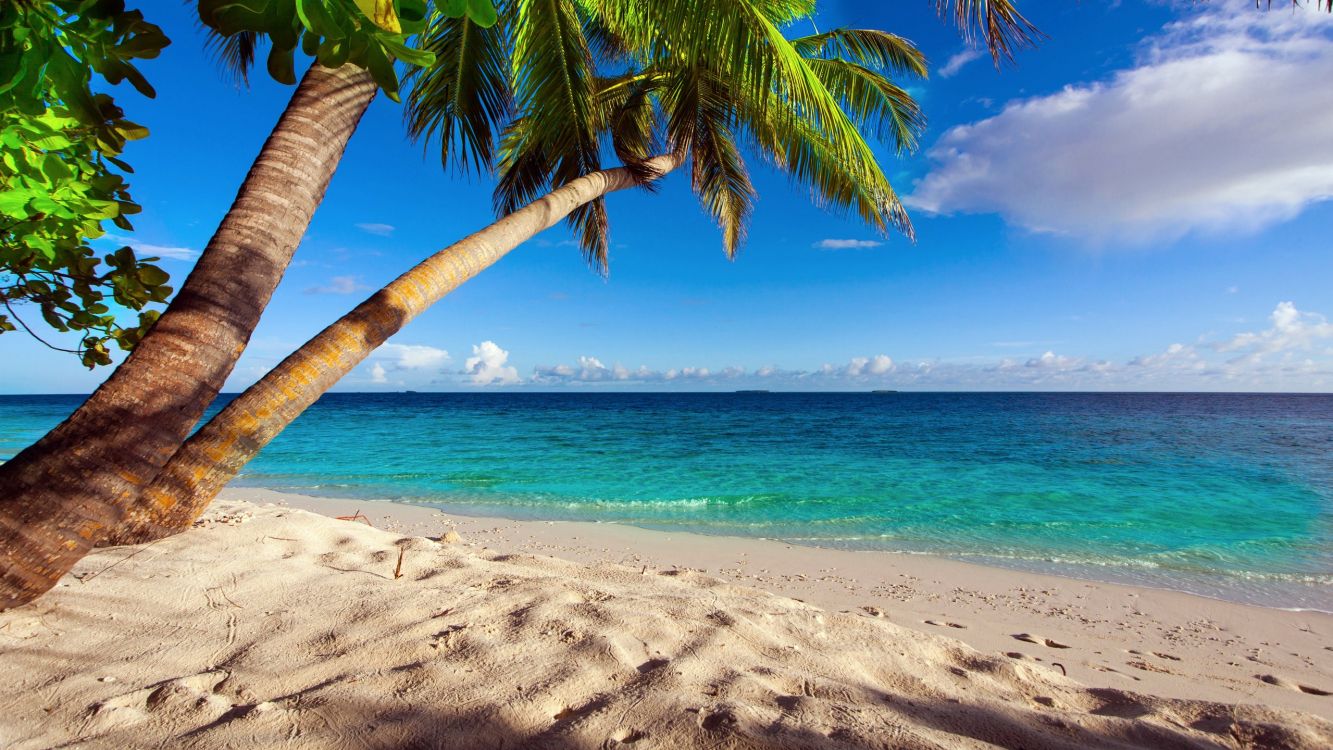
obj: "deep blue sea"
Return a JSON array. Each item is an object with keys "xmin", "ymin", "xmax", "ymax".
[{"xmin": 3, "ymin": 392, "xmax": 1330, "ymax": 610}]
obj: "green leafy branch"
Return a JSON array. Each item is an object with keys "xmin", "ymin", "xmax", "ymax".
[
  {"xmin": 1, "ymin": 1, "xmax": 171, "ymax": 367},
  {"xmin": 198, "ymin": 0, "xmax": 498, "ymax": 99}
]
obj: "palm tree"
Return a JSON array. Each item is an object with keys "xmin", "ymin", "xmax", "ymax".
[
  {"xmin": 0, "ymin": 61, "xmax": 379, "ymax": 608},
  {"xmin": 103, "ymin": 0, "xmax": 1025, "ymax": 545},
  {"xmin": 0, "ymin": 0, "xmax": 1037, "ymax": 607},
  {"xmin": 0, "ymin": 0, "xmax": 486, "ymax": 608}
]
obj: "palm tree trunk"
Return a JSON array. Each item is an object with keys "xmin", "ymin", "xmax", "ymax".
[
  {"xmin": 106, "ymin": 153, "xmax": 684, "ymax": 546},
  {"xmin": 0, "ymin": 64, "xmax": 378, "ymax": 609}
]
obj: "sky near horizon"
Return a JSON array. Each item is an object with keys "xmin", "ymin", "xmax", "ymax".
[{"xmin": 2, "ymin": 1, "xmax": 1331, "ymax": 393}]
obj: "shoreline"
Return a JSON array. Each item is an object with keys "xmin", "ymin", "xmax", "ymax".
[
  {"xmin": 230, "ymin": 487, "xmax": 1333, "ymax": 718},
  {"xmin": 232, "ymin": 484, "xmax": 1332, "ymax": 614}
]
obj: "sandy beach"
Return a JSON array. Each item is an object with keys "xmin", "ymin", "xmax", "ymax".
[{"xmin": 0, "ymin": 488, "xmax": 1328, "ymax": 749}]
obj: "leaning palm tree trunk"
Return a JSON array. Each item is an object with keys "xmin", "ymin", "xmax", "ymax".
[
  {"xmin": 0, "ymin": 64, "xmax": 377, "ymax": 608},
  {"xmin": 107, "ymin": 153, "xmax": 684, "ymax": 545}
]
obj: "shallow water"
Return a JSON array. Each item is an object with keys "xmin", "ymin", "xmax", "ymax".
[{"xmin": 3, "ymin": 392, "xmax": 1330, "ymax": 609}]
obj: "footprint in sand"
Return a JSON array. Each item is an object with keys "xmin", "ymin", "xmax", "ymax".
[
  {"xmin": 1257, "ymin": 674, "xmax": 1332, "ymax": 696},
  {"xmin": 86, "ymin": 671, "xmax": 232, "ymax": 733},
  {"xmin": 1012, "ymin": 633, "xmax": 1070, "ymax": 649}
]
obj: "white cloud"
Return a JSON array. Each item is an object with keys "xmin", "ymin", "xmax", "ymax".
[
  {"xmin": 532, "ymin": 358, "xmax": 745, "ymax": 385},
  {"xmin": 1216, "ymin": 301, "xmax": 1333, "ymax": 362},
  {"xmin": 938, "ymin": 48, "xmax": 983, "ymax": 78},
  {"xmin": 378, "ymin": 343, "xmax": 450, "ymax": 371},
  {"xmin": 370, "ymin": 362, "xmax": 388, "ymax": 384},
  {"xmin": 906, "ymin": 8, "xmax": 1333, "ymax": 241},
  {"xmin": 101, "ymin": 232, "xmax": 199, "ymax": 261},
  {"xmin": 356, "ymin": 223, "xmax": 395, "ymax": 236},
  {"xmin": 1128, "ymin": 342, "xmax": 1201, "ymax": 369},
  {"xmin": 845, "ymin": 354, "xmax": 895, "ymax": 377},
  {"xmin": 666, "ymin": 367, "xmax": 711, "ymax": 380},
  {"xmin": 305, "ymin": 275, "xmax": 369, "ymax": 295},
  {"xmin": 465, "ymin": 341, "xmax": 520, "ymax": 385},
  {"xmin": 1024, "ymin": 351, "xmax": 1080, "ymax": 370},
  {"xmin": 507, "ymin": 303, "xmax": 1333, "ymax": 391},
  {"xmin": 813, "ymin": 239, "xmax": 883, "ymax": 250}
]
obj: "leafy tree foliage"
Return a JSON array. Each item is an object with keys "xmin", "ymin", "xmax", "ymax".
[
  {"xmin": 408, "ymin": 0, "xmax": 930, "ymax": 270},
  {"xmin": 0, "ymin": 0, "xmax": 497, "ymax": 367},
  {"xmin": 0, "ymin": 1, "xmax": 169, "ymax": 367},
  {"xmin": 198, "ymin": 0, "xmax": 498, "ymax": 98}
]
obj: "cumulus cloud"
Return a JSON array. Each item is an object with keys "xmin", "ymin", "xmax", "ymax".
[
  {"xmin": 532, "ymin": 357, "xmax": 746, "ymax": 385},
  {"xmin": 844, "ymin": 354, "xmax": 895, "ymax": 377},
  {"xmin": 508, "ymin": 303, "xmax": 1333, "ymax": 391},
  {"xmin": 305, "ymin": 275, "xmax": 368, "ymax": 294},
  {"xmin": 813, "ymin": 239, "xmax": 884, "ymax": 250},
  {"xmin": 532, "ymin": 356, "xmax": 622, "ymax": 382},
  {"xmin": 466, "ymin": 341, "xmax": 520, "ymax": 385},
  {"xmin": 1128, "ymin": 342, "xmax": 1201, "ymax": 370},
  {"xmin": 379, "ymin": 343, "xmax": 450, "ymax": 370},
  {"xmin": 370, "ymin": 362, "xmax": 388, "ymax": 384},
  {"xmin": 1216, "ymin": 301, "xmax": 1333, "ymax": 363},
  {"xmin": 1023, "ymin": 351, "xmax": 1080, "ymax": 370},
  {"xmin": 906, "ymin": 8, "xmax": 1333, "ymax": 241},
  {"xmin": 356, "ymin": 223, "xmax": 395, "ymax": 236},
  {"xmin": 938, "ymin": 48, "xmax": 983, "ymax": 78}
]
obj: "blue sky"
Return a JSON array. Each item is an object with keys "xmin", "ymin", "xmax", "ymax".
[{"xmin": 3, "ymin": 0, "xmax": 1331, "ymax": 392}]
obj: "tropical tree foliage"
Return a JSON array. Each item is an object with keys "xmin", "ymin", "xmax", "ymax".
[
  {"xmin": 0, "ymin": 1, "xmax": 170, "ymax": 366},
  {"xmin": 408, "ymin": 0, "xmax": 932, "ymax": 271},
  {"xmin": 0, "ymin": 0, "xmax": 501, "ymax": 368},
  {"xmin": 197, "ymin": 0, "xmax": 495, "ymax": 97},
  {"xmin": 107, "ymin": 0, "xmax": 987, "ymax": 542},
  {"xmin": 0, "ymin": 0, "xmax": 507, "ymax": 611}
]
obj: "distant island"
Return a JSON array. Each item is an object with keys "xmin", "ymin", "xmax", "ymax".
[{"xmin": 872, "ymin": 390, "xmax": 899, "ymax": 394}]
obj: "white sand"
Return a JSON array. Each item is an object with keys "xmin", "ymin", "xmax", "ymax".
[{"xmin": 1, "ymin": 489, "xmax": 1329, "ymax": 749}]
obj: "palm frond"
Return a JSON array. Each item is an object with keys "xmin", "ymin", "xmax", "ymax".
[
  {"xmin": 806, "ymin": 58, "xmax": 924, "ymax": 154},
  {"xmin": 789, "ymin": 29, "xmax": 927, "ymax": 78},
  {"xmin": 504, "ymin": 0, "xmax": 606, "ymax": 267},
  {"xmin": 937, "ymin": 0, "xmax": 1042, "ymax": 64},
  {"xmin": 202, "ymin": 29, "xmax": 261, "ymax": 85},
  {"xmin": 740, "ymin": 93, "xmax": 912, "ymax": 241},
  {"xmin": 405, "ymin": 8, "xmax": 513, "ymax": 174},
  {"xmin": 599, "ymin": 72, "xmax": 664, "ymax": 187},
  {"xmin": 691, "ymin": 93, "xmax": 756, "ymax": 259},
  {"xmin": 494, "ymin": 117, "xmax": 552, "ymax": 213}
]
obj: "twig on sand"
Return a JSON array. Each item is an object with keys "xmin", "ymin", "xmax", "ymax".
[
  {"xmin": 394, "ymin": 548, "xmax": 405, "ymax": 580},
  {"xmin": 78, "ymin": 539, "xmax": 163, "ymax": 584},
  {"xmin": 1052, "ymin": 663, "xmax": 1067, "ymax": 676},
  {"xmin": 336, "ymin": 511, "xmax": 374, "ymax": 527}
]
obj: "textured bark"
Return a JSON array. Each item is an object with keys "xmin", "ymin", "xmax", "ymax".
[
  {"xmin": 0, "ymin": 64, "xmax": 378, "ymax": 608},
  {"xmin": 108, "ymin": 154, "xmax": 685, "ymax": 545}
]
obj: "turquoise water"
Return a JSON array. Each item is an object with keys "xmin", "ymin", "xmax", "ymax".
[{"xmin": 2, "ymin": 392, "xmax": 1330, "ymax": 609}]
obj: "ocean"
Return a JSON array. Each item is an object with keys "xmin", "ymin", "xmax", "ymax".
[{"xmin": 2, "ymin": 392, "xmax": 1329, "ymax": 610}]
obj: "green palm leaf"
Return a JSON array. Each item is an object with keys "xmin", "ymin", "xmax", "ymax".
[
  {"xmin": 501, "ymin": 0, "xmax": 607, "ymax": 266},
  {"xmin": 789, "ymin": 29, "xmax": 927, "ymax": 78},
  {"xmin": 405, "ymin": 7, "xmax": 512, "ymax": 174},
  {"xmin": 805, "ymin": 58, "xmax": 924, "ymax": 154},
  {"xmin": 691, "ymin": 98, "xmax": 756, "ymax": 259}
]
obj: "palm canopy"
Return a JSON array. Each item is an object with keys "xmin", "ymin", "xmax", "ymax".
[
  {"xmin": 192, "ymin": 0, "xmax": 1041, "ymax": 269},
  {"xmin": 408, "ymin": 0, "xmax": 1040, "ymax": 270}
]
